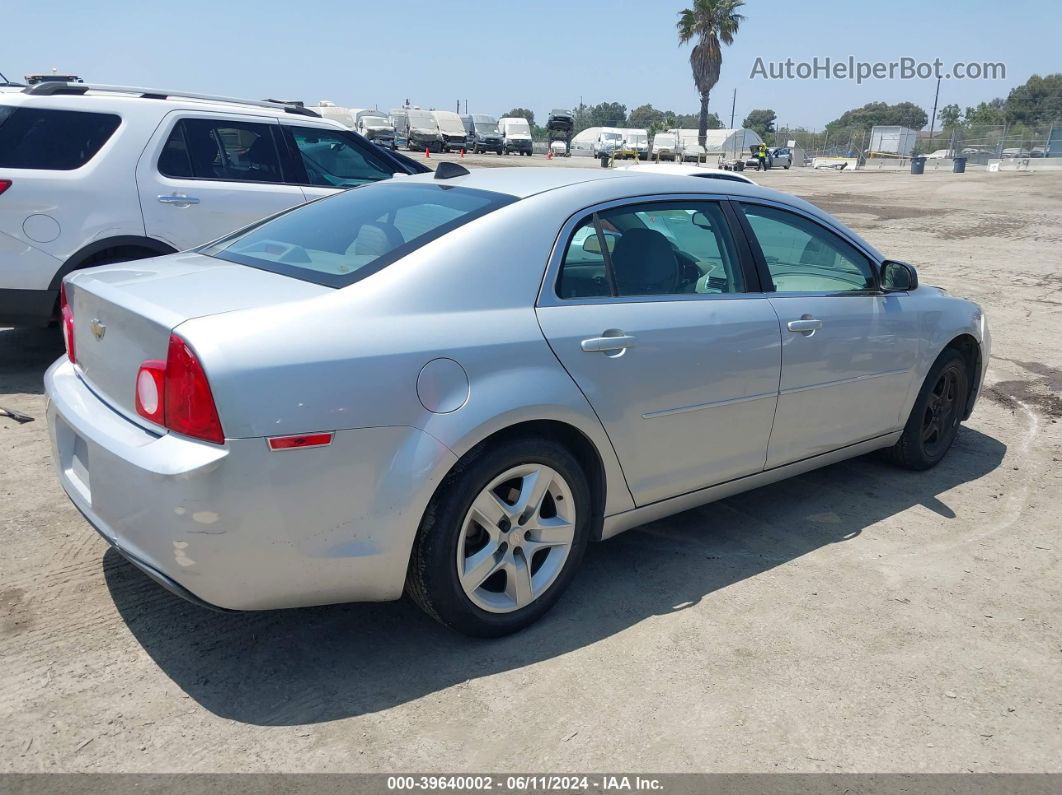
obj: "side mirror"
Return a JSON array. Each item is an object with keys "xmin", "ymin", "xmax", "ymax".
[{"xmin": 881, "ymin": 260, "xmax": 918, "ymax": 292}]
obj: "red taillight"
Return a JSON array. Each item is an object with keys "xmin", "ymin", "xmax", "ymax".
[
  {"xmin": 60, "ymin": 282, "xmax": 76, "ymax": 363},
  {"xmin": 135, "ymin": 334, "xmax": 224, "ymax": 445},
  {"xmin": 0, "ymin": 179, "xmax": 11, "ymax": 196}
]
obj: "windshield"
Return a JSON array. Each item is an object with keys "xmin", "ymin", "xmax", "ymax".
[
  {"xmin": 361, "ymin": 116, "xmax": 390, "ymax": 128},
  {"xmin": 603, "ymin": 132, "xmax": 622, "ymax": 142},
  {"xmin": 628, "ymin": 133, "xmax": 648, "ymax": 144},
  {"xmin": 475, "ymin": 122, "xmax": 500, "ymax": 134},
  {"xmin": 505, "ymin": 120, "xmax": 530, "ymax": 135},
  {"xmin": 202, "ymin": 183, "xmax": 516, "ymax": 288}
]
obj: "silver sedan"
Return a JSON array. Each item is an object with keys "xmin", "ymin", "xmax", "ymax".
[{"xmin": 45, "ymin": 166, "xmax": 989, "ymax": 636}]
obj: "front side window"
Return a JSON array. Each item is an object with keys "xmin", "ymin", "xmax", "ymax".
[
  {"xmin": 287, "ymin": 125, "xmax": 394, "ymax": 187},
  {"xmin": 0, "ymin": 106, "xmax": 120, "ymax": 170},
  {"xmin": 557, "ymin": 201, "xmax": 744, "ymax": 299},
  {"xmin": 201, "ymin": 182, "xmax": 515, "ymax": 288},
  {"xmin": 740, "ymin": 204, "xmax": 875, "ymax": 293},
  {"xmin": 159, "ymin": 118, "xmax": 282, "ymax": 183}
]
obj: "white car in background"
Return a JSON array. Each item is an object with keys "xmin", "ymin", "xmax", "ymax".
[
  {"xmin": 614, "ymin": 163, "xmax": 757, "ymax": 184},
  {"xmin": 0, "ymin": 83, "xmax": 426, "ymax": 326}
]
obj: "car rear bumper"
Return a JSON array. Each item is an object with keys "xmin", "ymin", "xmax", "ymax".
[{"xmin": 45, "ymin": 358, "xmax": 458, "ymax": 611}]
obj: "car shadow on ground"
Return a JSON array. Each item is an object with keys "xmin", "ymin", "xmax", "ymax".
[
  {"xmin": 0, "ymin": 327, "xmax": 63, "ymax": 396},
  {"xmin": 104, "ymin": 425, "xmax": 1006, "ymax": 727}
]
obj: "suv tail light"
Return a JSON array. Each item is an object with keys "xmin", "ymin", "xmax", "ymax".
[
  {"xmin": 0, "ymin": 179, "xmax": 11, "ymax": 196},
  {"xmin": 135, "ymin": 334, "xmax": 225, "ymax": 445},
  {"xmin": 60, "ymin": 283, "xmax": 76, "ymax": 363}
]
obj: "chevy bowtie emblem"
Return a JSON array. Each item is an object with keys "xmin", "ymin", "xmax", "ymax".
[{"xmin": 89, "ymin": 318, "xmax": 106, "ymax": 340}]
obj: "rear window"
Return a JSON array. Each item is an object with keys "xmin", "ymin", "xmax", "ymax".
[
  {"xmin": 202, "ymin": 182, "xmax": 515, "ymax": 288},
  {"xmin": 0, "ymin": 106, "xmax": 120, "ymax": 169}
]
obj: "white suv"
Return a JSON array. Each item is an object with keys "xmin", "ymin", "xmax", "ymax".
[{"xmin": 0, "ymin": 83, "xmax": 427, "ymax": 326}]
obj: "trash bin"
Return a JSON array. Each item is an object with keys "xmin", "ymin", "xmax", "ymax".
[
  {"xmin": 911, "ymin": 156, "xmax": 926, "ymax": 175},
  {"xmin": 953, "ymin": 156, "xmax": 967, "ymax": 174}
]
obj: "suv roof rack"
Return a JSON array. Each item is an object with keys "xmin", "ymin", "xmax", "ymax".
[{"xmin": 23, "ymin": 82, "xmax": 321, "ymax": 117}]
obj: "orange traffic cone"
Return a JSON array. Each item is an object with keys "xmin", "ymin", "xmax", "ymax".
[
  {"xmin": 547, "ymin": 150, "xmax": 553, "ymax": 160},
  {"xmin": 424, "ymin": 148, "xmax": 430, "ymax": 158},
  {"xmin": 460, "ymin": 149, "xmax": 465, "ymax": 158}
]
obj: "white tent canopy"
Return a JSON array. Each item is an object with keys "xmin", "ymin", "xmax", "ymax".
[{"xmin": 672, "ymin": 127, "xmax": 764, "ymax": 156}]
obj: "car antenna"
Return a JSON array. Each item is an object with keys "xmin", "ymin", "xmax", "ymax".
[{"xmin": 434, "ymin": 162, "xmax": 470, "ymax": 180}]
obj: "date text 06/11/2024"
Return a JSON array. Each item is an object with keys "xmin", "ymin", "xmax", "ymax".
[{"xmin": 386, "ymin": 775, "xmax": 664, "ymax": 791}]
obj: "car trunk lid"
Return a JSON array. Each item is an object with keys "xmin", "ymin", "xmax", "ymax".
[{"xmin": 67, "ymin": 252, "xmax": 330, "ymax": 425}]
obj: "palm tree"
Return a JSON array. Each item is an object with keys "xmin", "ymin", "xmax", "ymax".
[{"xmin": 677, "ymin": 0, "xmax": 745, "ymax": 148}]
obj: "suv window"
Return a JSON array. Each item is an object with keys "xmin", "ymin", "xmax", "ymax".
[
  {"xmin": 740, "ymin": 204, "xmax": 875, "ymax": 293},
  {"xmin": 201, "ymin": 182, "xmax": 515, "ymax": 288},
  {"xmin": 557, "ymin": 201, "xmax": 744, "ymax": 299},
  {"xmin": 287, "ymin": 125, "xmax": 393, "ymax": 187},
  {"xmin": 159, "ymin": 118, "xmax": 282, "ymax": 183},
  {"xmin": 0, "ymin": 106, "xmax": 120, "ymax": 170}
]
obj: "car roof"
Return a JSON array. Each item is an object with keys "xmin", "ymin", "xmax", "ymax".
[
  {"xmin": 613, "ymin": 164, "xmax": 757, "ymax": 183},
  {"xmin": 399, "ymin": 166, "xmax": 884, "ymax": 260},
  {"xmin": 403, "ymin": 166, "xmax": 770, "ymax": 198}
]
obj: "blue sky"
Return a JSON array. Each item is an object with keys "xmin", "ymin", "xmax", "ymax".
[{"xmin": 3, "ymin": 0, "xmax": 1055, "ymax": 129}]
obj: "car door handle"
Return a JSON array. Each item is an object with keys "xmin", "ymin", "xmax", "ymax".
[
  {"xmin": 786, "ymin": 318, "xmax": 823, "ymax": 334},
  {"xmin": 581, "ymin": 334, "xmax": 636, "ymax": 353},
  {"xmin": 157, "ymin": 194, "xmax": 200, "ymax": 206}
]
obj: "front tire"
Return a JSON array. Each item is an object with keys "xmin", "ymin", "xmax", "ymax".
[
  {"xmin": 886, "ymin": 348, "xmax": 970, "ymax": 470},
  {"xmin": 406, "ymin": 438, "xmax": 591, "ymax": 637}
]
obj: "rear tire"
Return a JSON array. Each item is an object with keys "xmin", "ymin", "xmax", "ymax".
[
  {"xmin": 885, "ymin": 348, "xmax": 970, "ymax": 470},
  {"xmin": 406, "ymin": 438, "xmax": 591, "ymax": 637}
]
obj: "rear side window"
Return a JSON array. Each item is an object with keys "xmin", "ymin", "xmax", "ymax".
[
  {"xmin": 158, "ymin": 118, "xmax": 282, "ymax": 182},
  {"xmin": 0, "ymin": 106, "xmax": 120, "ymax": 169},
  {"xmin": 557, "ymin": 201, "xmax": 744, "ymax": 299},
  {"xmin": 287, "ymin": 125, "xmax": 393, "ymax": 187},
  {"xmin": 201, "ymin": 182, "xmax": 516, "ymax": 288}
]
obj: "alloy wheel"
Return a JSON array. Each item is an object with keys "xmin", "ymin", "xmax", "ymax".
[
  {"xmin": 456, "ymin": 464, "xmax": 577, "ymax": 613},
  {"xmin": 921, "ymin": 366, "xmax": 960, "ymax": 455}
]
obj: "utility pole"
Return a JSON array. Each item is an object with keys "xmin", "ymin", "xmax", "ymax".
[
  {"xmin": 729, "ymin": 88, "xmax": 737, "ymax": 129},
  {"xmin": 928, "ymin": 76, "xmax": 941, "ymax": 147}
]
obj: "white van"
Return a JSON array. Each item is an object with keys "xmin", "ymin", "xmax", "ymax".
[
  {"xmin": 351, "ymin": 110, "xmax": 395, "ymax": 149},
  {"xmin": 308, "ymin": 100, "xmax": 356, "ymax": 129},
  {"xmin": 621, "ymin": 128, "xmax": 650, "ymax": 160},
  {"xmin": 404, "ymin": 108, "xmax": 443, "ymax": 152},
  {"xmin": 651, "ymin": 131, "xmax": 680, "ymax": 161},
  {"xmin": 431, "ymin": 110, "xmax": 470, "ymax": 153},
  {"xmin": 499, "ymin": 117, "xmax": 533, "ymax": 156}
]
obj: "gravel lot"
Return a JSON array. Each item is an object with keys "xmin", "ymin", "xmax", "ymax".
[{"xmin": 1, "ymin": 164, "xmax": 1060, "ymax": 773}]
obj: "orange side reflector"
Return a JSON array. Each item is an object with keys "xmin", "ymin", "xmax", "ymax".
[{"xmin": 267, "ymin": 432, "xmax": 334, "ymax": 451}]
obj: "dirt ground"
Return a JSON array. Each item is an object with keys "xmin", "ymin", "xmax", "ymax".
[{"xmin": 1, "ymin": 164, "xmax": 1060, "ymax": 774}]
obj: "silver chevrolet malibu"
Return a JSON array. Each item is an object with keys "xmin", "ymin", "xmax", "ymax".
[{"xmin": 46, "ymin": 166, "xmax": 989, "ymax": 637}]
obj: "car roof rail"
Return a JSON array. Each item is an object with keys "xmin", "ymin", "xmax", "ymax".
[{"xmin": 22, "ymin": 82, "xmax": 322, "ymax": 117}]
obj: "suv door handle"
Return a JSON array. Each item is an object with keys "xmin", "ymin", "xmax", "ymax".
[
  {"xmin": 581, "ymin": 334, "xmax": 636, "ymax": 353},
  {"xmin": 157, "ymin": 194, "xmax": 200, "ymax": 206},
  {"xmin": 787, "ymin": 317, "xmax": 823, "ymax": 335}
]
